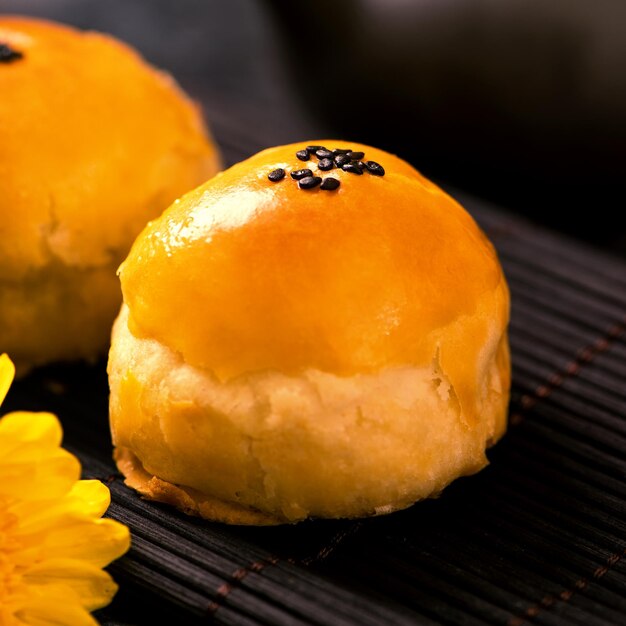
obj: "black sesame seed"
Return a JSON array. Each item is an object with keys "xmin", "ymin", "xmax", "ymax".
[
  {"xmin": 342, "ymin": 163, "xmax": 364, "ymax": 175},
  {"xmin": 347, "ymin": 151, "xmax": 365, "ymax": 160},
  {"xmin": 298, "ymin": 175, "xmax": 322, "ymax": 189},
  {"xmin": 320, "ymin": 177, "xmax": 340, "ymax": 191},
  {"xmin": 315, "ymin": 148, "xmax": 333, "ymax": 160},
  {"xmin": 306, "ymin": 145, "xmax": 324, "ymax": 155},
  {"xmin": 268, "ymin": 168, "xmax": 286, "ymax": 182},
  {"xmin": 291, "ymin": 168, "xmax": 313, "ymax": 180},
  {"xmin": 366, "ymin": 161, "xmax": 385, "ymax": 176},
  {"xmin": 0, "ymin": 43, "xmax": 23, "ymax": 63},
  {"xmin": 296, "ymin": 149, "xmax": 309, "ymax": 161},
  {"xmin": 334, "ymin": 154, "xmax": 350, "ymax": 167},
  {"xmin": 318, "ymin": 158, "xmax": 334, "ymax": 171},
  {"xmin": 332, "ymin": 148, "xmax": 352, "ymax": 155}
]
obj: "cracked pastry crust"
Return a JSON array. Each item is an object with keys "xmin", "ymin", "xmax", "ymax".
[
  {"xmin": 0, "ymin": 16, "xmax": 221, "ymax": 374},
  {"xmin": 108, "ymin": 304, "xmax": 509, "ymax": 524},
  {"xmin": 113, "ymin": 445, "xmax": 280, "ymax": 525}
]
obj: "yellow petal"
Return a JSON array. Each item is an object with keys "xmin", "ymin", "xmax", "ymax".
[
  {"xmin": 0, "ymin": 412, "xmax": 63, "ymax": 448},
  {"xmin": 16, "ymin": 588, "xmax": 100, "ymax": 626},
  {"xmin": 0, "ymin": 449, "xmax": 81, "ymax": 500},
  {"xmin": 0, "ymin": 353, "xmax": 16, "ymax": 405},
  {"xmin": 12, "ymin": 480, "xmax": 111, "ymax": 535},
  {"xmin": 22, "ymin": 559, "xmax": 119, "ymax": 611},
  {"xmin": 39, "ymin": 519, "xmax": 131, "ymax": 568},
  {"xmin": 68, "ymin": 481, "xmax": 111, "ymax": 518}
]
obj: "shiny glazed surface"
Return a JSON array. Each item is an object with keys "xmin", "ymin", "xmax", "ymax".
[{"xmin": 120, "ymin": 141, "xmax": 509, "ymax": 422}]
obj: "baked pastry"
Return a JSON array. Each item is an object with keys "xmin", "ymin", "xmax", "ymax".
[
  {"xmin": 0, "ymin": 16, "xmax": 221, "ymax": 375},
  {"xmin": 108, "ymin": 141, "xmax": 511, "ymax": 525}
]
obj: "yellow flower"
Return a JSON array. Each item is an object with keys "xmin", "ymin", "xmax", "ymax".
[{"xmin": 0, "ymin": 354, "xmax": 130, "ymax": 626}]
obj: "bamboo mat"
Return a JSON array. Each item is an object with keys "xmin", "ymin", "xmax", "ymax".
[{"xmin": 4, "ymin": 136, "xmax": 625, "ymax": 626}]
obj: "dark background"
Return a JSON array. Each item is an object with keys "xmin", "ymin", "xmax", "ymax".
[{"xmin": 3, "ymin": 0, "xmax": 625, "ymax": 258}]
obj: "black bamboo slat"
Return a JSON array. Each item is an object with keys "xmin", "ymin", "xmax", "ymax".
[{"xmin": 2, "ymin": 132, "xmax": 625, "ymax": 626}]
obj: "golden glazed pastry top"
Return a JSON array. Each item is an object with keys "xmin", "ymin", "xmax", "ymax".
[
  {"xmin": 120, "ymin": 140, "xmax": 509, "ymax": 423},
  {"xmin": 0, "ymin": 16, "xmax": 220, "ymax": 280}
]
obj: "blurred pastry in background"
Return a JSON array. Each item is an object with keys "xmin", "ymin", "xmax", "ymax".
[{"xmin": 0, "ymin": 16, "xmax": 221, "ymax": 375}]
